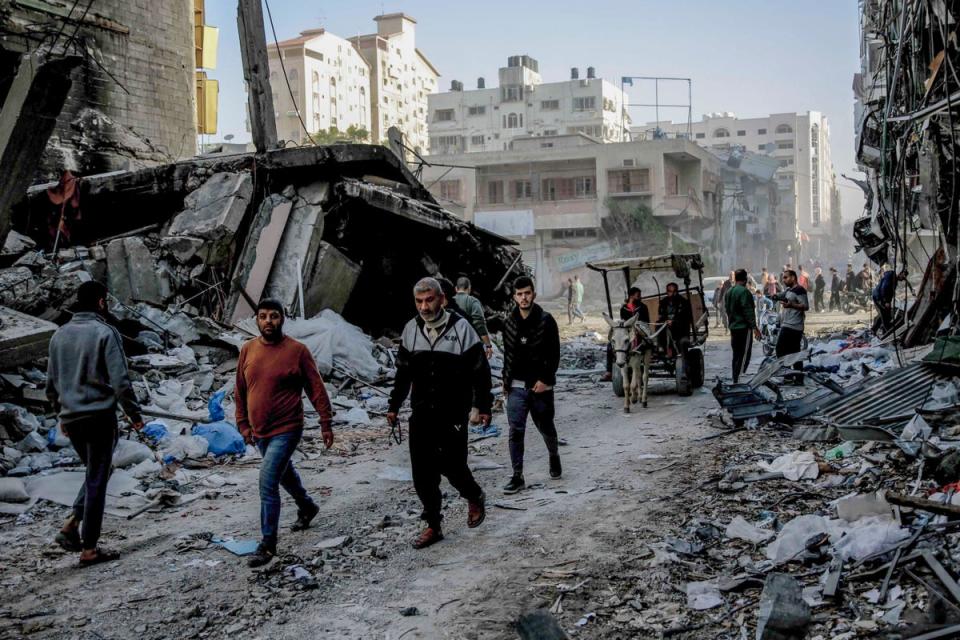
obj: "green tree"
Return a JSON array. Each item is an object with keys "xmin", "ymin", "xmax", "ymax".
[{"xmin": 307, "ymin": 125, "xmax": 370, "ymax": 145}]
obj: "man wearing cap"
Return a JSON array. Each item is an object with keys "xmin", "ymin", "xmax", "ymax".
[{"xmin": 236, "ymin": 299, "xmax": 334, "ymax": 567}]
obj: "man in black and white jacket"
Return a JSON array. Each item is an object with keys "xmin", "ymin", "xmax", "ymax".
[
  {"xmin": 388, "ymin": 277, "xmax": 492, "ymax": 549},
  {"xmin": 501, "ymin": 276, "xmax": 561, "ymax": 494}
]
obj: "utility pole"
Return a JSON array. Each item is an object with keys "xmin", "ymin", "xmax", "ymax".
[{"xmin": 237, "ymin": 0, "xmax": 277, "ymax": 152}]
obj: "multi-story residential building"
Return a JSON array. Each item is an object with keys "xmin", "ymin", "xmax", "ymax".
[
  {"xmin": 641, "ymin": 112, "xmax": 841, "ymax": 262},
  {"xmin": 421, "ymin": 135, "xmax": 724, "ymax": 289},
  {"xmin": 268, "ymin": 28, "xmax": 372, "ymax": 145},
  {"xmin": 427, "ymin": 56, "xmax": 629, "ymax": 155},
  {"xmin": 349, "ymin": 13, "xmax": 439, "ymax": 154}
]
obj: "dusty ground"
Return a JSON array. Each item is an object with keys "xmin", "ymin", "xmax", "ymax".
[{"xmin": 0, "ymin": 308, "xmax": 869, "ymax": 640}]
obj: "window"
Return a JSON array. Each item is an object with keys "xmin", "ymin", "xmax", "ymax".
[
  {"xmin": 775, "ymin": 124, "xmax": 793, "ymax": 134},
  {"xmin": 470, "ymin": 134, "xmax": 484, "ymax": 146},
  {"xmin": 439, "ymin": 180, "xmax": 461, "ymax": 201},
  {"xmin": 607, "ymin": 168, "xmax": 651, "ymax": 193},
  {"xmin": 736, "ymin": 130, "xmax": 746, "ymax": 136},
  {"xmin": 467, "ymin": 105, "xmax": 486, "ymax": 116},
  {"xmin": 502, "ymin": 85, "xmax": 523, "ymax": 101},
  {"xmin": 543, "ymin": 129, "xmax": 558, "ymax": 136},
  {"xmin": 713, "ymin": 128, "xmax": 730, "ymax": 138},
  {"xmin": 572, "ymin": 96, "xmax": 596, "ymax": 111},
  {"xmin": 776, "ymin": 140, "xmax": 794, "ymax": 149},
  {"xmin": 758, "ymin": 144, "xmax": 766, "ymax": 151},
  {"xmin": 506, "ymin": 112, "xmax": 520, "ymax": 128},
  {"xmin": 574, "ymin": 176, "xmax": 595, "ymax": 197},
  {"xmin": 541, "ymin": 142, "xmax": 554, "ymax": 148},
  {"xmin": 551, "ymin": 229, "xmax": 598, "ymax": 239},
  {"xmin": 810, "ymin": 124, "xmax": 819, "ymax": 149},
  {"xmin": 757, "ymin": 128, "xmax": 767, "ymax": 135},
  {"xmin": 778, "ymin": 159, "xmax": 794, "ymax": 167},
  {"xmin": 513, "ymin": 180, "xmax": 533, "ymax": 200},
  {"xmin": 695, "ymin": 132, "xmax": 705, "ymax": 139},
  {"xmin": 541, "ymin": 99, "xmax": 560, "ymax": 110},
  {"xmin": 487, "ymin": 181, "xmax": 504, "ymax": 204},
  {"xmin": 435, "ymin": 135, "xmax": 462, "ymax": 151},
  {"xmin": 434, "ymin": 108, "xmax": 455, "ymax": 122}
]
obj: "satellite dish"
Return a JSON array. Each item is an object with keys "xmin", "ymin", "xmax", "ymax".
[{"xmin": 224, "ymin": 134, "xmax": 235, "ymax": 141}]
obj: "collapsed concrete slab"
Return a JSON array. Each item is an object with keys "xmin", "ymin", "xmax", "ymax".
[
  {"xmin": 0, "ymin": 306, "xmax": 57, "ymax": 369},
  {"xmin": 301, "ymin": 242, "xmax": 360, "ymax": 316},
  {"xmin": 106, "ymin": 237, "xmax": 170, "ymax": 305},
  {"xmin": 166, "ymin": 171, "xmax": 253, "ymax": 266}
]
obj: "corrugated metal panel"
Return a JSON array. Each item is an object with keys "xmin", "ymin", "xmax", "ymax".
[{"xmin": 818, "ymin": 362, "xmax": 951, "ymax": 425}]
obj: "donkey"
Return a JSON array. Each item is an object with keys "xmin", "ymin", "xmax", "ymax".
[{"xmin": 604, "ymin": 313, "xmax": 653, "ymax": 412}]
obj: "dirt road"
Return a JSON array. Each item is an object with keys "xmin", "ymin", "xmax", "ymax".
[{"xmin": 0, "ymin": 310, "xmax": 868, "ymax": 640}]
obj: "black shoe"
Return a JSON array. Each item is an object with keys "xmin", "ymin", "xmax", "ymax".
[
  {"xmin": 503, "ymin": 474, "xmax": 525, "ymax": 494},
  {"xmin": 549, "ymin": 455, "xmax": 562, "ymax": 479},
  {"xmin": 291, "ymin": 502, "xmax": 320, "ymax": 532},
  {"xmin": 247, "ymin": 542, "xmax": 276, "ymax": 568}
]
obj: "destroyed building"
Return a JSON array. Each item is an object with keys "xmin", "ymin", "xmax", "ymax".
[{"xmin": 853, "ymin": 0, "xmax": 959, "ymax": 346}]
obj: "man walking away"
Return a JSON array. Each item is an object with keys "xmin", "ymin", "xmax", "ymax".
[
  {"xmin": 455, "ymin": 277, "xmax": 493, "ymax": 359},
  {"xmin": 829, "ymin": 267, "xmax": 842, "ymax": 311},
  {"xmin": 572, "ymin": 275, "xmax": 586, "ymax": 322},
  {"xmin": 236, "ymin": 299, "xmax": 334, "ymax": 568},
  {"xmin": 873, "ymin": 264, "xmax": 898, "ymax": 335},
  {"xmin": 776, "ymin": 270, "xmax": 809, "ymax": 384},
  {"xmin": 388, "ymin": 278, "xmax": 491, "ymax": 549},
  {"xmin": 502, "ymin": 276, "xmax": 561, "ymax": 494},
  {"xmin": 47, "ymin": 281, "xmax": 144, "ymax": 566},
  {"xmin": 814, "ymin": 267, "xmax": 826, "ymax": 313},
  {"xmin": 725, "ymin": 270, "xmax": 760, "ymax": 383},
  {"xmin": 565, "ymin": 278, "xmax": 574, "ymax": 325}
]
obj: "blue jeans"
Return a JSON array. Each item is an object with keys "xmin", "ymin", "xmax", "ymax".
[
  {"xmin": 256, "ymin": 430, "xmax": 315, "ymax": 547},
  {"xmin": 507, "ymin": 388, "xmax": 559, "ymax": 475}
]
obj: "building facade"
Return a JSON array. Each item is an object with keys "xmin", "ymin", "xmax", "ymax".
[
  {"xmin": 428, "ymin": 56, "xmax": 629, "ymax": 155},
  {"xmin": 268, "ymin": 29, "xmax": 372, "ymax": 145},
  {"xmin": 422, "ymin": 135, "xmax": 724, "ymax": 290},
  {"xmin": 349, "ymin": 13, "xmax": 439, "ymax": 154},
  {"xmin": 643, "ymin": 112, "xmax": 841, "ymax": 263}
]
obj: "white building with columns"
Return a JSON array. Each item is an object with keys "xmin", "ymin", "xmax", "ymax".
[{"xmin": 427, "ymin": 56, "xmax": 629, "ymax": 155}]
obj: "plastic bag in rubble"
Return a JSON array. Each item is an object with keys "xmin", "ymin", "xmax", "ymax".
[
  {"xmin": 191, "ymin": 422, "xmax": 245, "ymax": 457},
  {"xmin": 832, "ymin": 517, "xmax": 909, "ymax": 561},
  {"xmin": 281, "ymin": 310, "xmax": 389, "ymax": 383},
  {"xmin": 924, "ymin": 381, "xmax": 959, "ymax": 410},
  {"xmin": 112, "ymin": 439, "xmax": 153, "ymax": 468},
  {"xmin": 757, "ymin": 451, "xmax": 819, "ymax": 481},
  {"xmin": 765, "ymin": 514, "xmax": 833, "ymax": 564},
  {"xmin": 207, "ymin": 390, "xmax": 226, "ymax": 422},
  {"xmin": 901, "ymin": 413, "xmax": 932, "ymax": 442},
  {"xmin": 725, "ymin": 516, "xmax": 775, "ymax": 544},
  {"xmin": 161, "ymin": 435, "xmax": 209, "ymax": 462}
]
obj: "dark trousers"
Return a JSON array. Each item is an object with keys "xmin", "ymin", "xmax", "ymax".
[
  {"xmin": 730, "ymin": 328, "xmax": 753, "ymax": 383},
  {"xmin": 876, "ymin": 303, "xmax": 894, "ymax": 334},
  {"xmin": 507, "ymin": 388, "xmax": 559, "ymax": 475},
  {"xmin": 67, "ymin": 413, "xmax": 119, "ymax": 550},
  {"xmin": 409, "ymin": 414, "xmax": 482, "ymax": 529},
  {"xmin": 256, "ymin": 430, "xmax": 315, "ymax": 548},
  {"xmin": 829, "ymin": 291, "xmax": 840, "ymax": 311},
  {"xmin": 814, "ymin": 290, "xmax": 825, "ymax": 313},
  {"xmin": 776, "ymin": 327, "xmax": 805, "ymax": 382}
]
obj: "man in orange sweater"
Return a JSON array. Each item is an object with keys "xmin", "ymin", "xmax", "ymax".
[{"xmin": 236, "ymin": 299, "xmax": 334, "ymax": 567}]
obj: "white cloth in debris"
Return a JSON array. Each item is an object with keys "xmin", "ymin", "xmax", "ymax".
[
  {"xmin": 757, "ymin": 451, "xmax": 819, "ymax": 481},
  {"xmin": 281, "ymin": 310, "xmax": 389, "ymax": 383}
]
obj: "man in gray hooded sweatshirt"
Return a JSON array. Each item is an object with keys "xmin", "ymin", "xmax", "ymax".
[{"xmin": 46, "ymin": 280, "xmax": 143, "ymax": 566}]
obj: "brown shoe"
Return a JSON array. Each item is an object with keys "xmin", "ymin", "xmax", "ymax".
[
  {"xmin": 468, "ymin": 493, "xmax": 486, "ymax": 528},
  {"xmin": 412, "ymin": 526, "xmax": 444, "ymax": 549}
]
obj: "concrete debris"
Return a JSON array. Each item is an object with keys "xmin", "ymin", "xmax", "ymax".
[
  {"xmin": 756, "ymin": 574, "xmax": 810, "ymax": 640},
  {"xmin": 106, "ymin": 236, "xmax": 171, "ymax": 306},
  {"xmin": 1, "ymin": 230, "xmax": 35, "ymax": 257},
  {"xmin": 166, "ymin": 172, "xmax": 252, "ymax": 266}
]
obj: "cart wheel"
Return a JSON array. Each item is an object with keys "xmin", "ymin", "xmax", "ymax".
[
  {"xmin": 612, "ymin": 364, "xmax": 625, "ymax": 397},
  {"xmin": 687, "ymin": 348, "xmax": 705, "ymax": 388},
  {"xmin": 676, "ymin": 356, "xmax": 692, "ymax": 396}
]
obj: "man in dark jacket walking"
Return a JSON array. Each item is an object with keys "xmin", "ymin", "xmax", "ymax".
[
  {"xmin": 46, "ymin": 281, "xmax": 144, "ymax": 566},
  {"xmin": 725, "ymin": 270, "xmax": 761, "ymax": 383},
  {"xmin": 501, "ymin": 276, "xmax": 561, "ymax": 494},
  {"xmin": 829, "ymin": 267, "xmax": 842, "ymax": 311},
  {"xmin": 388, "ymin": 277, "xmax": 492, "ymax": 549},
  {"xmin": 813, "ymin": 267, "xmax": 826, "ymax": 313}
]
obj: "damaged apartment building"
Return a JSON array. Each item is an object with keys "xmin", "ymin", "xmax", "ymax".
[{"xmin": 853, "ymin": 0, "xmax": 960, "ymax": 346}]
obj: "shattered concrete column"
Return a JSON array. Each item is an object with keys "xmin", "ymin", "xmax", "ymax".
[{"xmin": 0, "ymin": 51, "xmax": 82, "ymax": 248}]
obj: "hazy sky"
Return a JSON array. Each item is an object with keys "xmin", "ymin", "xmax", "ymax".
[{"xmin": 205, "ymin": 0, "xmax": 865, "ymax": 219}]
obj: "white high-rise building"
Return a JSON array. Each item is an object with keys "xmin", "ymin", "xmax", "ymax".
[
  {"xmin": 268, "ymin": 28, "xmax": 372, "ymax": 145},
  {"xmin": 427, "ymin": 56, "xmax": 629, "ymax": 155},
  {"xmin": 642, "ymin": 112, "xmax": 841, "ymax": 259},
  {"xmin": 349, "ymin": 13, "xmax": 439, "ymax": 154}
]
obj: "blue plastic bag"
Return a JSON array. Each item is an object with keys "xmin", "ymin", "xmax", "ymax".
[
  {"xmin": 191, "ymin": 421, "xmax": 245, "ymax": 457},
  {"xmin": 208, "ymin": 390, "xmax": 226, "ymax": 422},
  {"xmin": 142, "ymin": 421, "xmax": 169, "ymax": 444}
]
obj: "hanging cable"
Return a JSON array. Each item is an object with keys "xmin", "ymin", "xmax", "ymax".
[{"xmin": 263, "ymin": 0, "xmax": 316, "ymax": 145}]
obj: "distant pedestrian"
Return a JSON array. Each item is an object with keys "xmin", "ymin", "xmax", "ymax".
[
  {"xmin": 725, "ymin": 269, "xmax": 760, "ymax": 383},
  {"xmin": 873, "ymin": 264, "xmax": 898, "ymax": 334},
  {"xmin": 829, "ymin": 267, "xmax": 842, "ymax": 311},
  {"xmin": 565, "ymin": 277, "xmax": 574, "ymax": 325},
  {"xmin": 776, "ymin": 270, "xmax": 808, "ymax": 384},
  {"xmin": 455, "ymin": 277, "xmax": 493, "ymax": 359},
  {"xmin": 502, "ymin": 276, "xmax": 562, "ymax": 494},
  {"xmin": 797, "ymin": 265, "xmax": 810, "ymax": 290},
  {"xmin": 814, "ymin": 267, "xmax": 826, "ymax": 313},
  {"xmin": 572, "ymin": 275, "xmax": 586, "ymax": 322},
  {"xmin": 718, "ymin": 272, "xmax": 735, "ymax": 332},
  {"xmin": 388, "ymin": 278, "xmax": 491, "ymax": 549},
  {"xmin": 845, "ymin": 263, "xmax": 856, "ymax": 292},
  {"xmin": 236, "ymin": 299, "xmax": 334, "ymax": 567},
  {"xmin": 46, "ymin": 281, "xmax": 144, "ymax": 567}
]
